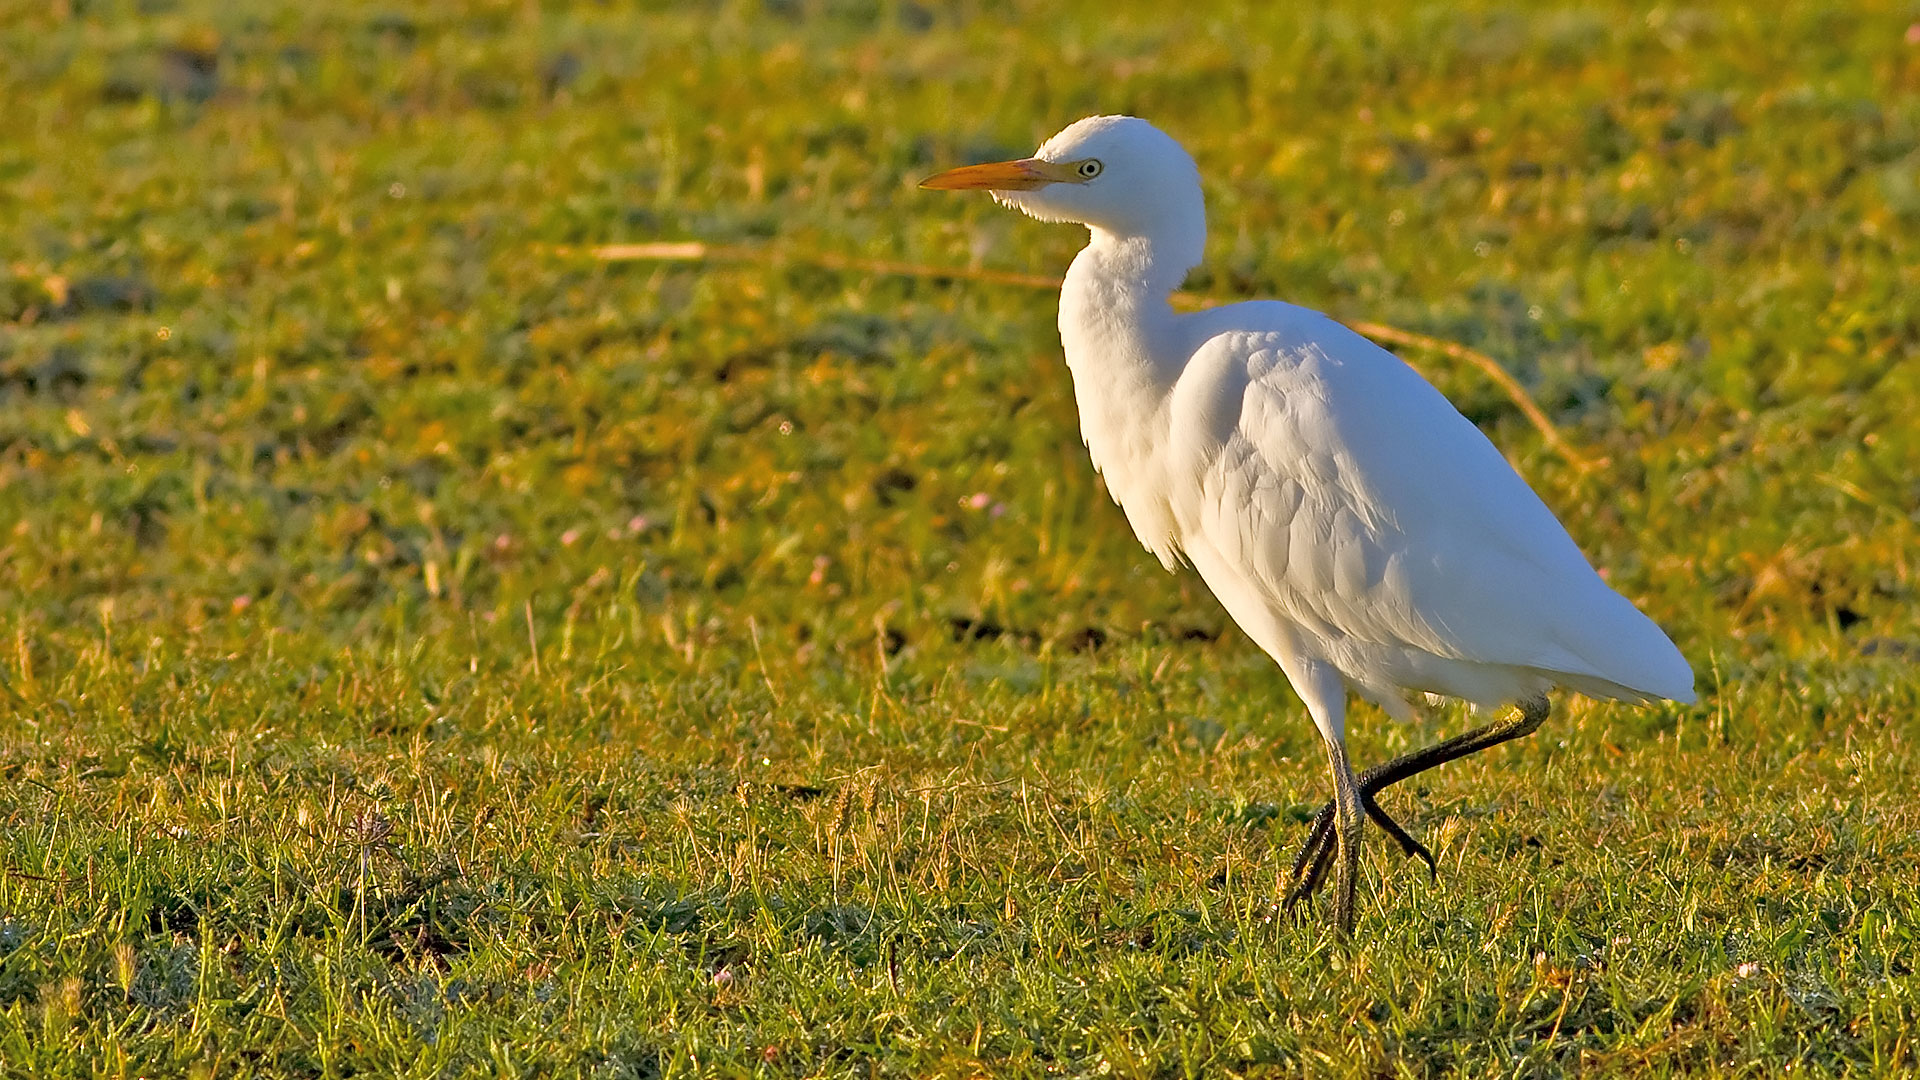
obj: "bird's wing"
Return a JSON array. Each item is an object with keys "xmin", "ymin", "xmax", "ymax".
[{"xmin": 1169, "ymin": 302, "xmax": 1693, "ymax": 703}]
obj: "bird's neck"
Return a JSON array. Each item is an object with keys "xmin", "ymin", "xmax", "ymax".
[
  {"xmin": 1055, "ymin": 228, "xmax": 1200, "ymax": 559},
  {"xmin": 1058, "ymin": 229, "xmax": 1194, "ymax": 390}
]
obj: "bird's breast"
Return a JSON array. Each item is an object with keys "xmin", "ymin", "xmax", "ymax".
[
  {"xmin": 1064, "ymin": 369, "xmax": 1184, "ymax": 569},
  {"xmin": 1056, "ymin": 246, "xmax": 1204, "ymax": 571}
]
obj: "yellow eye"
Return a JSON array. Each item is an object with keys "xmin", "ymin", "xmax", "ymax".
[{"xmin": 1076, "ymin": 159, "xmax": 1103, "ymax": 179}]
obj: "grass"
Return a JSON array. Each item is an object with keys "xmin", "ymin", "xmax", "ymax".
[{"xmin": 2, "ymin": 0, "xmax": 1919, "ymax": 1074}]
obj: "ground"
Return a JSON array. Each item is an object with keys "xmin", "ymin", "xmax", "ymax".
[{"xmin": 2, "ymin": 0, "xmax": 1919, "ymax": 1076}]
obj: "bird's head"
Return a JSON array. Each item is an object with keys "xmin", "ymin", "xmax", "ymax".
[{"xmin": 921, "ymin": 116, "xmax": 1205, "ymax": 247}]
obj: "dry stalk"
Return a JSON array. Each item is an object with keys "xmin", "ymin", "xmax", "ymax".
[{"xmin": 570, "ymin": 241, "xmax": 1598, "ymax": 473}]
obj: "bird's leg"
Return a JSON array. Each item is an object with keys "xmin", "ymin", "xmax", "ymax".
[
  {"xmin": 1286, "ymin": 789, "xmax": 1431, "ymax": 896},
  {"xmin": 1323, "ymin": 735, "xmax": 1365, "ymax": 936},
  {"xmin": 1355, "ymin": 694, "xmax": 1552, "ymax": 806},
  {"xmin": 1284, "ymin": 695, "xmax": 1551, "ymax": 911}
]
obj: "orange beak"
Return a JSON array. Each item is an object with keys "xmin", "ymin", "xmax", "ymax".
[{"xmin": 919, "ymin": 158, "xmax": 1060, "ymax": 191}]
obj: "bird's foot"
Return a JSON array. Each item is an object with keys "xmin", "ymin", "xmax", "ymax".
[{"xmin": 1281, "ymin": 778, "xmax": 1434, "ymax": 915}]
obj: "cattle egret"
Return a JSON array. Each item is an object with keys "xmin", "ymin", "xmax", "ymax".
[{"xmin": 921, "ymin": 116, "xmax": 1694, "ymax": 935}]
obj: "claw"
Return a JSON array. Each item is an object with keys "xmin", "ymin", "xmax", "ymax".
[
  {"xmin": 1281, "ymin": 787, "xmax": 1434, "ymax": 911},
  {"xmin": 1363, "ymin": 794, "xmax": 1436, "ymax": 877},
  {"xmin": 1282, "ymin": 821, "xmax": 1336, "ymax": 914},
  {"xmin": 1286, "ymin": 804, "xmax": 1333, "ymax": 882}
]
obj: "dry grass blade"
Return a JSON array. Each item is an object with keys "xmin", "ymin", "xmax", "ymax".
[{"xmin": 577, "ymin": 241, "xmax": 1596, "ymax": 472}]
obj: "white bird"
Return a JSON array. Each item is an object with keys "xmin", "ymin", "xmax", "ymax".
[{"xmin": 922, "ymin": 116, "xmax": 1694, "ymax": 935}]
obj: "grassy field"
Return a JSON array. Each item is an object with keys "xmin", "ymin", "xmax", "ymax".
[{"xmin": 4, "ymin": 0, "xmax": 1919, "ymax": 1074}]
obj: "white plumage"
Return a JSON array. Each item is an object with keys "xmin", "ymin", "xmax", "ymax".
[{"xmin": 923, "ymin": 115, "xmax": 1693, "ymax": 933}]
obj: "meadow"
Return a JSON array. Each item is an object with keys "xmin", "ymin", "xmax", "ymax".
[{"xmin": 2, "ymin": 0, "xmax": 1919, "ymax": 1075}]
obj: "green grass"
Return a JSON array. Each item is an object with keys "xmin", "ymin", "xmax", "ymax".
[{"xmin": 3, "ymin": 0, "xmax": 1919, "ymax": 1074}]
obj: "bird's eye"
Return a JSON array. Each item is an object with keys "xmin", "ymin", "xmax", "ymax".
[{"xmin": 1077, "ymin": 160, "xmax": 1103, "ymax": 179}]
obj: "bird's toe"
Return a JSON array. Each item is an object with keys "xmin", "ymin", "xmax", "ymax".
[{"xmin": 1362, "ymin": 795, "xmax": 1437, "ymax": 878}]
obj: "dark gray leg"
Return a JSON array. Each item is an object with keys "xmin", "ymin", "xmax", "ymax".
[
  {"xmin": 1323, "ymin": 735, "xmax": 1365, "ymax": 936},
  {"xmin": 1284, "ymin": 695, "xmax": 1552, "ymax": 914}
]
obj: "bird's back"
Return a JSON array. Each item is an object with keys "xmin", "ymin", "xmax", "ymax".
[{"xmin": 1152, "ymin": 301, "xmax": 1693, "ymax": 712}]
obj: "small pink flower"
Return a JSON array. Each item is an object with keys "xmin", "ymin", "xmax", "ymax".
[
  {"xmin": 627, "ymin": 515, "xmax": 649, "ymax": 534},
  {"xmin": 1907, "ymin": 22, "xmax": 1920, "ymax": 44},
  {"xmin": 808, "ymin": 555, "xmax": 829, "ymax": 586},
  {"xmin": 966, "ymin": 492, "xmax": 991, "ymax": 510},
  {"xmin": 560, "ymin": 528, "xmax": 581, "ymax": 547},
  {"xmin": 231, "ymin": 594, "xmax": 252, "ymax": 612},
  {"xmin": 493, "ymin": 533, "xmax": 513, "ymax": 552},
  {"xmin": 989, "ymin": 502, "xmax": 1008, "ymax": 519}
]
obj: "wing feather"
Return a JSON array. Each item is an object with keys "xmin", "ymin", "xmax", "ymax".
[{"xmin": 1168, "ymin": 303, "xmax": 1693, "ymax": 704}]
